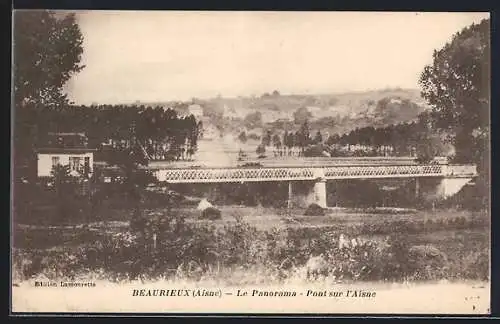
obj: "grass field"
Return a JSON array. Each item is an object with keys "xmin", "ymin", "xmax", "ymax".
[
  {"xmin": 13, "ymin": 206, "xmax": 487, "ymax": 246},
  {"xmin": 11, "ymin": 204, "xmax": 490, "ymax": 313},
  {"xmin": 12, "ymin": 205, "xmax": 489, "ymax": 285}
]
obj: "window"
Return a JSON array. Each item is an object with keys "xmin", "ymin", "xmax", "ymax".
[
  {"xmin": 69, "ymin": 157, "xmax": 82, "ymax": 171},
  {"xmin": 51, "ymin": 156, "xmax": 60, "ymax": 167}
]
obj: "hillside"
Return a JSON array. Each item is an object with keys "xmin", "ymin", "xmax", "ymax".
[{"xmin": 130, "ymin": 88, "xmax": 430, "ymax": 138}]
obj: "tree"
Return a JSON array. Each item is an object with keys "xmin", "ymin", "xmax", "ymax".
[
  {"xmin": 313, "ymin": 130, "xmax": 323, "ymax": 145},
  {"xmin": 107, "ymin": 142, "xmax": 155, "ymax": 232},
  {"xmin": 50, "ymin": 164, "xmax": 77, "ymax": 195},
  {"xmin": 197, "ymin": 120, "xmax": 204, "ymax": 139},
  {"xmin": 284, "ymin": 130, "xmax": 296, "ymax": 156},
  {"xmin": 375, "ymin": 97, "xmax": 391, "ymax": 114},
  {"xmin": 243, "ymin": 111, "xmax": 263, "ymax": 129},
  {"xmin": 238, "ymin": 149, "xmax": 247, "ymax": 161},
  {"xmin": 13, "ymin": 10, "xmax": 85, "ymax": 177},
  {"xmin": 272, "ymin": 134, "xmax": 282, "ymax": 155},
  {"xmin": 282, "ymin": 130, "xmax": 289, "ymax": 155},
  {"xmin": 419, "ymin": 18, "xmax": 490, "ymax": 165},
  {"xmin": 50, "ymin": 164, "xmax": 84, "ymax": 222},
  {"xmin": 14, "ymin": 11, "xmax": 85, "ymax": 108},
  {"xmin": 186, "ymin": 114, "xmax": 199, "ymax": 159},
  {"xmin": 293, "ymin": 107, "xmax": 312, "ymax": 125},
  {"xmin": 238, "ymin": 131, "xmax": 247, "ymax": 143},
  {"xmin": 293, "ymin": 131, "xmax": 300, "ymax": 154},
  {"xmin": 326, "ymin": 134, "xmax": 340, "ymax": 146},
  {"xmin": 256, "ymin": 144, "xmax": 266, "ymax": 158},
  {"xmin": 262, "ymin": 130, "xmax": 272, "ymax": 147},
  {"xmin": 298, "ymin": 121, "xmax": 311, "ymax": 153}
]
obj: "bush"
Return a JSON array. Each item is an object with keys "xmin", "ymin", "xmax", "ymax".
[
  {"xmin": 13, "ymin": 212, "xmax": 490, "ymax": 283},
  {"xmin": 304, "ymin": 203, "xmax": 325, "ymax": 216},
  {"xmin": 200, "ymin": 207, "xmax": 222, "ymax": 220},
  {"xmin": 303, "ymin": 145, "xmax": 328, "ymax": 157},
  {"xmin": 407, "ymin": 244, "xmax": 448, "ymax": 280}
]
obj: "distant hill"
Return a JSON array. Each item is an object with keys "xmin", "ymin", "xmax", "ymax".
[{"xmin": 124, "ymin": 88, "xmax": 430, "ymax": 137}]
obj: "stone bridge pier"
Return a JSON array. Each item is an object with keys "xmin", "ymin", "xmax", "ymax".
[
  {"xmin": 152, "ymin": 162, "xmax": 477, "ymax": 209},
  {"xmin": 288, "ymin": 169, "xmax": 327, "ymax": 208},
  {"xmin": 287, "ymin": 166, "xmax": 476, "ymax": 209},
  {"xmin": 415, "ymin": 175, "xmax": 475, "ymax": 203}
]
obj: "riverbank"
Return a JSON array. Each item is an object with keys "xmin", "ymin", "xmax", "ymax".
[{"xmin": 12, "ymin": 207, "xmax": 490, "ymax": 315}]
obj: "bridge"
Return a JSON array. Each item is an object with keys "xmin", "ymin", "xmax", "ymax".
[{"xmin": 146, "ymin": 157, "xmax": 478, "ymax": 208}]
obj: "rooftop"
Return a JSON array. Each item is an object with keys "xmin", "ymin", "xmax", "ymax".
[
  {"xmin": 38, "ymin": 132, "xmax": 91, "ymax": 150},
  {"xmin": 36, "ymin": 147, "xmax": 97, "ymax": 154}
]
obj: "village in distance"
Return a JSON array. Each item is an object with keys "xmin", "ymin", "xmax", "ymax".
[{"xmin": 11, "ymin": 11, "xmax": 491, "ymax": 314}]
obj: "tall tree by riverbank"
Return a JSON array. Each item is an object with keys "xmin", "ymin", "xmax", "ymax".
[
  {"xmin": 419, "ymin": 18, "xmax": 490, "ymax": 167},
  {"xmin": 419, "ymin": 18, "xmax": 490, "ymax": 207},
  {"xmin": 13, "ymin": 11, "xmax": 85, "ymax": 178}
]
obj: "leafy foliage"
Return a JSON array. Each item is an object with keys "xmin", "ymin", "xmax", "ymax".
[
  {"xmin": 313, "ymin": 130, "xmax": 323, "ymax": 144},
  {"xmin": 293, "ymin": 107, "xmax": 313, "ymax": 124},
  {"xmin": 323, "ymin": 116, "xmax": 449, "ymax": 159},
  {"xmin": 256, "ymin": 144, "xmax": 266, "ymax": 157},
  {"xmin": 419, "ymin": 18, "xmax": 490, "ymax": 164},
  {"xmin": 13, "ymin": 10, "xmax": 85, "ymax": 178},
  {"xmin": 13, "ymin": 10, "xmax": 85, "ymax": 108},
  {"xmin": 261, "ymin": 129, "xmax": 272, "ymax": 146},
  {"xmin": 20, "ymin": 104, "xmax": 201, "ymax": 163},
  {"xmin": 237, "ymin": 131, "xmax": 247, "ymax": 143},
  {"xmin": 243, "ymin": 111, "xmax": 263, "ymax": 129},
  {"xmin": 13, "ymin": 213, "xmax": 489, "ymax": 283},
  {"xmin": 304, "ymin": 203, "xmax": 325, "ymax": 216}
]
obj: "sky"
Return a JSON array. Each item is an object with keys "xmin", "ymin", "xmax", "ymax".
[{"xmin": 61, "ymin": 11, "xmax": 489, "ymax": 105}]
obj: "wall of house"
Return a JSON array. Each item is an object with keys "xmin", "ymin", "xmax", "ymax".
[{"xmin": 37, "ymin": 152, "xmax": 94, "ymax": 177}]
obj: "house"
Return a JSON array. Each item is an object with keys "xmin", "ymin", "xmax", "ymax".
[{"xmin": 36, "ymin": 132, "xmax": 97, "ymax": 178}]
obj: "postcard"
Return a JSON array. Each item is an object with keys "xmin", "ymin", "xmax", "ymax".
[{"xmin": 11, "ymin": 10, "xmax": 491, "ymax": 315}]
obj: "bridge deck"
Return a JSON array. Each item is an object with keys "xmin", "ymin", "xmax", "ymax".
[
  {"xmin": 148, "ymin": 160, "xmax": 477, "ymax": 184},
  {"xmin": 147, "ymin": 157, "xmax": 450, "ymax": 170}
]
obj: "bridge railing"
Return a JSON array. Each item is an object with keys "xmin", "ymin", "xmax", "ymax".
[
  {"xmin": 442, "ymin": 165, "xmax": 478, "ymax": 177},
  {"xmin": 152, "ymin": 163, "xmax": 477, "ymax": 183},
  {"xmin": 154, "ymin": 167, "xmax": 316, "ymax": 183},
  {"xmin": 322, "ymin": 164, "xmax": 445, "ymax": 179}
]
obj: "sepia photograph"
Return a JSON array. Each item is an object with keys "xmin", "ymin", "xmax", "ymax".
[{"xmin": 11, "ymin": 10, "xmax": 490, "ymax": 314}]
